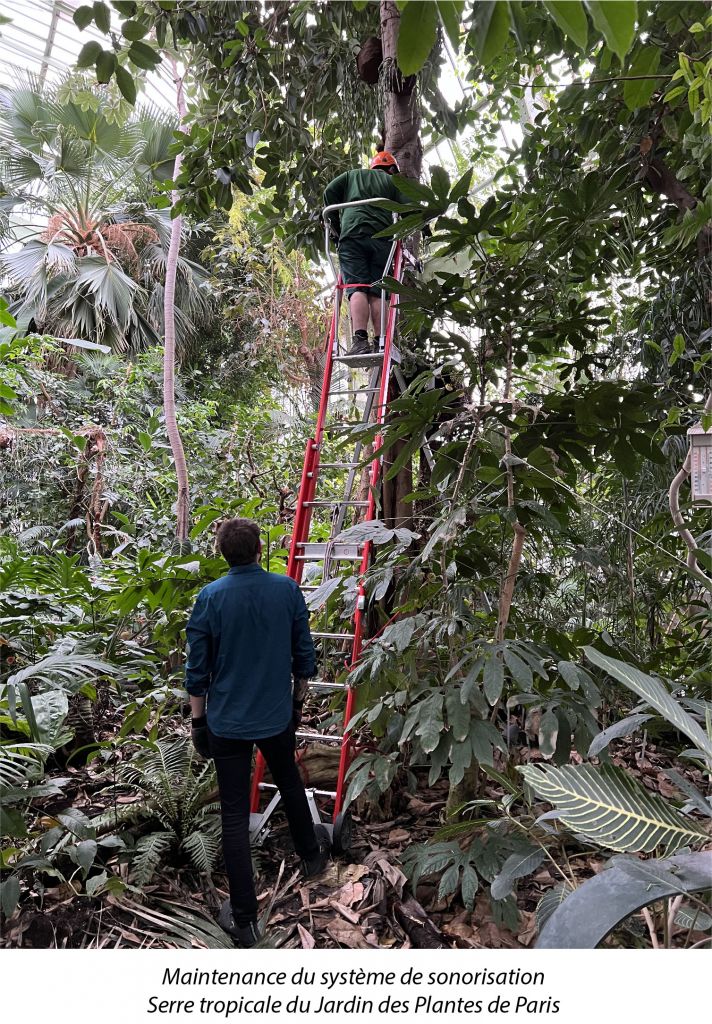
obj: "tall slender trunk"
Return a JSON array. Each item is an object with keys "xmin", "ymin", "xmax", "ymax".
[
  {"xmin": 496, "ymin": 334, "xmax": 527, "ymax": 641},
  {"xmin": 380, "ymin": 0, "xmax": 422, "ymax": 530},
  {"xmin": 164, "ymin": 63, "xmax": 190, "ymax": 545}
]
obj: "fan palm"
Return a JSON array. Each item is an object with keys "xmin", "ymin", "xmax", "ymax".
[{"xmin": 0, "ymin": 75, "xmax": 212, "ymax": 352}]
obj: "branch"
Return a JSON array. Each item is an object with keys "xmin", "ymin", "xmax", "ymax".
[{"xmin": 643, "ymin": 154, "xmax": 712, "ymax": 253}]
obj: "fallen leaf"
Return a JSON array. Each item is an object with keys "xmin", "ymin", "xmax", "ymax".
[
  {"xmin": 335, "ymin": 880, "xmax": 365, "ymax": 908},
  {"xmin": 297, "ymin": 923, "xmax": 315, "ymax": 949},
  {"xmin": 329, "ymin": 899, "xmax": 361, "ymax": 924},
  {"xmin": 388, "ymin": 828, "xmax": 410, "ymax": 845},
  {"xmin": 325, "ymin": 918, "xmax": 376, "ymax": 949},
  {"xmin": 364, "ymin": 852, "xmax": 407, "ymax": 896}
]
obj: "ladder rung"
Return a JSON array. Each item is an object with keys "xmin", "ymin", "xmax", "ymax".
[
  {"xmin": 333, "ymin": 348, "xmax": 400, "ymax": 366},
  {"xmin": 303, "ymin": 500, "xmax": 369, "ymax": 508},
  {"xmin": 259, "ymin": 782, "xmax": 337, "ymax": 798},
  {"xmin": 300, "ymin": 584, "xmax": 320, "ymax": 591},
  {"xmin": 295, "ymin": 554, "xmax": 362, "ymax": 562},
  {"xmin": 328, "ymin": 388, "xmax": 380, "ymax": 397},
  {"xmin": 294, "ymin": 731, "xmax": 343, "ymax": 744},
  {"xmin": 324, "ymin": 422, "xmax": 370, "ymax": 432},
  {"xmin": 296, "ymin": 542, "xmax": 363, "ymax": 558},
  {"xmin": 320, "ymin": 462, "xmax": 361, "ymax": 469},
  {"xmin": 311, "ymin": 631, "xmax": 354, "ymax": 640},
  {"xmin": 309, "ymin": 679, "xmax": 347, "ymax": 691},
  {"xmin": 333, "ymin": 352, "xmax": 385, "ymax": 367}
]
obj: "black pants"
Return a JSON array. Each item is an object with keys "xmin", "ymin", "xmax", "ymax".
[{"xmin": 208, "ymin": 724, "xmax": 319, "ymax": 925}]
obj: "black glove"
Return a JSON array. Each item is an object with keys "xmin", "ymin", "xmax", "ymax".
[{"xmin": 191, "ymin": 716, "xmax": 211, "ymax": 759}]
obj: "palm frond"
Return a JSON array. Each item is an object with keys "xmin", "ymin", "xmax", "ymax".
[
  {"xmin": 0, "ymin": 742, "xmax": 52, "ymax": 788},
  {"xmin": 75, "ymin": 257, "xmax": 139, "ymax": 330},
  {"xmin": 7, "ymin": 637, "xmax": 114, "ymax": 692}
]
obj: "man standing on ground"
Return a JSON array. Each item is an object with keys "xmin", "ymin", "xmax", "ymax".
[
  {"xmin": 185, "ymin": 518, "xmax": 329, "ymax": 947},
  {"xmin": 324, "ymin": 148, "xmax": 404, "ymax": 356}
]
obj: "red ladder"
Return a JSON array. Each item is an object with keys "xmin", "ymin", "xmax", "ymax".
[{"xmin": 249, "ymin": 204, "xmax": 404, "ymax": 850}]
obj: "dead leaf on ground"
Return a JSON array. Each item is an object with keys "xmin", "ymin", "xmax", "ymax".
[
  {"xmin": 517, "ymin": 911, "xmax": 538, "ymax": 947},
  {"xmin": 329, "ymin": 900, "xmax": 361, "ymax": 924},
  {"xmin": 325, "ymin": 918, "xmax": 376, "ymax": 949},
  {"xmin": 297, "ymin": 923, "xmax": 315, "ymax": 949},
  {"xmin": 442, "ymin": 911, "xmax": 477, "ymax": 946},
  {"xmin": 388, "ymin": 828, "xmax": 410, "ymax": 845},
  {"xmin": 364, "ymin": 852, "xmax": 407, "ymax": 896},
  {"xmin": 335, "ymin": 879, "xmax": 365, "ymax": 908}
]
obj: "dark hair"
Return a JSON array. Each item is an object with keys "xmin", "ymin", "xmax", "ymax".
[{"xmin": 217, "ymin": 518, "xmax": 261, "ymax": 566}]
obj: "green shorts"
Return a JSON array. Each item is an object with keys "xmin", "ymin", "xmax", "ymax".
[{"xmin": 338, "ymin": 234, "xmax": 394, "ymax": 297}]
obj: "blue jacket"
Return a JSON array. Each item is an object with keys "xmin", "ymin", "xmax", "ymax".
[{"xmin": 185, "ymin": 563, "xmax": 315, "ymax": 739}]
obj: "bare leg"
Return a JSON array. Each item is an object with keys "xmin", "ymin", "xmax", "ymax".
[
  {"xmin": 368, "ymin": 294, "xmax": 382, "ymax": 339},
  {"xmin": 349, "ymin": 290, "xmax": 369, "ymax": 333}
]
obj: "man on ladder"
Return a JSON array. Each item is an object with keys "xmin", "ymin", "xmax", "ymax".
[{"xmin": 324, "ymin": 147, "xmax": 404, "ymax": 356}]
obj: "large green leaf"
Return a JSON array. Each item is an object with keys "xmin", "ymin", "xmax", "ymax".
[
  {"xmin": 583, "ymin": 648, "xmax": 712, "ymax": 764},
  {"xmin": 623, "ymin": 45, "xmax": 662, "ymax": 109},
  {"xmin": 491, "ymin": 847, "xmax": 546, "ymax": 900},
  {"xmin": 544, "ymin": 1, "xmax": 589, "ymax": 49},
  {"xmin": 537, "ymin": 852, "xmax": 712, "ymax": 948},
  {"xmin": 76, "ymin": 40, "xmax": 102, "ymax": 69},
  {"xmin": 397, "ymin": 1, "xmax": 439, "ymax": 76},
  {"xmin": 520, "ymin": 763, "xmax": 709, "ymax": 853},
  {"xmin": 483, "ymin": 651, "xmax": 504, "ymax": 706},
  {"xmin": 536, "ymin": 882, "xmax": 573, "ymax": 931},
  {"xmin": 584, "ymin": 1, "xmax": 637, "ymax": 62},
  {"xmin": 436, "ymin": 0, "xmax": 465, "ymax": 49},
  {"xmin": 416, "ymin": 694, "xmax": 445, "ymax": 753},
  {"xmin": 587, "ymin": 712, "xmax": 652, "ymax": 757},
  {"xmin": 472, "ymin": 0, "xmax": 511, "ymax": 65},
  {"xmin": 115, "ymin": 65, "xmax": 137, "ymax": 105}
]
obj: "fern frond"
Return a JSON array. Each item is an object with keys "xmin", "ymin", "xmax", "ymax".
[
  {"xmin": 182, "ymin": 817, "xmax": 221, "ymax": 873},
  {"xmin": 131, "ymin": 829, "xmax": 175, "ymax": 886}
]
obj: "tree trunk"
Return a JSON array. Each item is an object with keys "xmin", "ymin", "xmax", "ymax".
[
  {"xmin": 164, "ymin": 63, "xmax": 191, "ymax": 546},
  {"xmin": 380, "ymin": 1, "xmax": 423, "ymax": 179},
  {"xmin": 380, "ymin": 0, "xmax": 422, "ymax": 530}
]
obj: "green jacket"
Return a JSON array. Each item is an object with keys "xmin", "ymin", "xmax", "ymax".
[{"xmin": 323, "ymin": 167, "xmax": 404, "ymax": 241}]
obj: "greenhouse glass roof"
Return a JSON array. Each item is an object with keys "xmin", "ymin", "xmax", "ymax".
[{"xmin": 0, "ymin": 0, "xmax": 175, "ymax": 107}]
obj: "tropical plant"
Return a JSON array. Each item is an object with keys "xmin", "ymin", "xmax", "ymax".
[
  {"xmin": 0, "ymin": 75, "xmax": 211, "ymax": 352},
  {"xmin": 113, "ymin": 737, "xmax": 221, "ymax": 881},
  {"xmin": 517, "ymin": 650, "xmax": 712, "ymax": 947}
]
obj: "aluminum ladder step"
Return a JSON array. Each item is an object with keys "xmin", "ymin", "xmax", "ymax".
[
  {"xmin": 333, "ymin": 348, "xmax": 400, "ymax": 367},
  {"xmin": 328, "ymin": 387, "xmax": 380, "ymax": 397},
  {"xmin": 296, "ymin": 542, "xmax": 363, "ymax": 560},
  {"xmin": 320, "ymin": 461, "xmax": 361, "ymax": 469},
  {"xmin": 333, "ymin": 352, "xmax": 385, "ymax": 368},
  {"xmin": 303, "ymin": 499, "xmax": 369, "ymax": 508},
  {"xmin": 259, "ymin": 782, "xmax": 337, "ymax": 798},
  {"xmin": 309, "ymin": 679, "xmax": 347, "ymax": 692},
  {"xmin": 311, "ymin": 631, "xmax": 354, "ymax": 641},
  {"xmin": 295, "ymin": 730, "xmax": 343, "ymax": 744}
]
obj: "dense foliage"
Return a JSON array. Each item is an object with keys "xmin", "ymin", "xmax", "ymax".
[{"xmin": 0, "ymin": 0, "xmax": 709, "ymax": 948}]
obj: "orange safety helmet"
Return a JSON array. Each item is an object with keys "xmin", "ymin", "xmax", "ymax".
[{"xmin": 370, "ymin": 150, "xmax": 399, "ymax": 172}]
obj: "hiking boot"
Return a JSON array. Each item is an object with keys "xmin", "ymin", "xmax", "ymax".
[
  {"xmin": 301, "ymin": 824, "xmax": 331, "ymax": 878},
  {"xmin": 347, "ymin": 331, "xmax": 372, "ymax": 357},
  {"xmin": 218, "ymin": 900, "xmax": 261, "ymax": 948}
]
